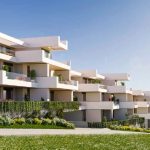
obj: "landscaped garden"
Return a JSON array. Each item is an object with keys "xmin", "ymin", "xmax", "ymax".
[
  {"xmin": 0, "ymin": 101, "xmax": 79, "ymax": 129},
  {"xmin": 88, "ymin": 115, "xmax": 150, "ymax": 133},
  {"xmin": 0, "ymin": 134, "xmax": 150, "ymax": 150}
]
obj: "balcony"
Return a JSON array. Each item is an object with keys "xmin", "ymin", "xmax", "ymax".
[
  {"xmin": 132, "ymin": 90, "xmax": 144, "ymax": 96},
  {"xmin": 0, "ymin": 70, "xmax": 38, "ymax": 87},
  {"xmin": 80, "ymin": 101, "xmax": 119, "ymax": 110},
  {"xmin": 6, "ymin": 72, "xmax": 30, "ymax": 81},
  {"xmin": 15, "ymin": 50, "xmax": 70, "ymax": 70},
  {"xmin": 0, "ymin": 48, "xmax": 15, "ymax": 56},
  {"xmin": 36, "ymin": 76, "xmax": 78, "ymax": 90},
  {"xmin": 107, "ymin": 85, "xmax": 132, "ymax": 94},
  {"xmin": 0, "ymin": 46, "xmax": 16, "ymax": 62},
  {"xmin": 21, "ymin": 36, "xmax": 68, "ymax": 50},
  {"xmin": 138, "ymin": 114, "xmax": 150, "ymax": 119},
  {"xmin": 103, "ymin": 73, "xmax": 130, "ymax": 81},
  {"xmin": 136, "ymin": 101, "xmax": 149, "ymax": 107},
  {"xmin": 119, "ymin": 101, "xmax": 138, "ymax": 108},
  {"xmin": 78, "ymin": 84, "xmax": 107, "ymax": 92}
]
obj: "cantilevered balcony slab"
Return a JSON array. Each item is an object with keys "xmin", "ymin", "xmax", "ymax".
[
  {"xmin": 119, "ymin": 101, "xmax": 138, "ymax": 108},
  {"xmin": 0, "ymin": 32, "xmax": 25, "ymax": 47},
  {"xmin": 132, "ymin": 90, "xmax": 144, "ymax": 96},
  {"xmin": 78, "ymin": 84, "xmax": 107, "ymax": 92},
  {"xmin": 102, "ymin": 73, "xmax": 130, "ymax": 81},
  {"xmin": 138, "ymin": 114, "xmax": 150, "ymax": 119},
  {"xmin": 80, "ymin": 101, "xmax": 119, "ymax": 110},
  {"xmin": 21, "ymin": 36, "xmax": 68, "ymax": 50},
  {"xmin": 107, "ymin": 86, "xmax": 132, "ymax": 94},
  {"xmin": 136, "ymin": 101, "xmax": 149, "ymax": 107},
  {"xmin": 15, "ymin": 50, "xmax": 70, "ymax": 70},
  {"xmin": 0, "ymin": 70, "xmax": 38, "ymax": 87},
  {"xmin": 80, "ymin": 70, "xmax": 105, "ymax": 79},
  {"xmin": 0, "ymin": 52, "xmax": 16, "ymax": 62},
  {"xmin": 36, "ymin": 77, "xmax": 78, "ymax": 90}
]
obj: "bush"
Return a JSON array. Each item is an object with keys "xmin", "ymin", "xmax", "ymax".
[
  {"xmin": 44, "ymin": 111, "xmax": 53, "ymax": 119},
  {"xmin": 88, "ymin": 121, "xmax": 120, "ymax": 128},
  {"xmin": 42, "ymin": 118, "xmax": 52, "ymax": 125},
  {"xmin": 109, "ymin": 125, "xmax": 150, "ymax": 133},
  {"xmin": 0, "ymin": 116, "xmax": 14, "ymax": 126},
  {"xmin": 26, "ymin": 118, "xmax": 33, "ymax": 124},
  {"xmin": 52, "ymin": 117, "xmax": 75, "ymax": 129},
  {"xmin": 14, "ymin": 118, "xmax": 25, "ymax": 125},
  {"xmin": 30, "ymin": 110, "xmax": 40, "ymax": 118},
  {"xmin": 0, "ymin": 115, "xmax": 74, "ymax": 129},
  {"xmin": 33, "ymin": 118, "xmax": 42, "ymax": 125}
]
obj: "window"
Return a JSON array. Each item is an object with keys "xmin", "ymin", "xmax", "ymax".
[
  {"xmin": 27, "ymin": 66, "xmax": 30, "ymax": 77},
  {"xmin": 82, "ymin": 92, "xmax": 86, "ymax": 101}
]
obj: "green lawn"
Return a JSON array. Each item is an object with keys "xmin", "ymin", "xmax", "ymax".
[{"xmin": 0, "ymin": 134, "xmax": 150, "ymax": 150}]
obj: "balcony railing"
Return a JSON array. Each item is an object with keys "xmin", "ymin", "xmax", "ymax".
[
  {"xmin": 99, "ymin": 84, "xmax": 107, "ymax": 89},
  {"xmin": 0, "ymin": 48, "xmax": 15, "ymax": 56},
  {"xmin": 59, "ymin": 80, "xmax": 78, "ymax": 86},
  {"xmin": 80, "ymin": 101, "xmax": 119, "ymax": 110},
  {"xmin": 44, "ymin": 50, "xmax": 52, "ymax": 59},
  {"xmin": 6, "ymin": 72, "xmax": 31, "ymax": 82}
]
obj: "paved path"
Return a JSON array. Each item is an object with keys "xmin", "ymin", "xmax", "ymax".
[{"xmin": 0, "ymin": 128, "xmax": 146, "ymax": 136}]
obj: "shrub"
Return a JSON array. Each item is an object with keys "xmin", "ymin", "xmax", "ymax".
[
  {"xmin": 0, "ymin": 116, "xmax": 14, "ymax": 126},
  {"xmin": 109, "ymin": 125, "xmax": 150, "ymax": 133},
  {"xmin": 88, "ymin": 121, "xmax": 120, "ymax": 128},
  {"xmin": 52, "ymin": 117, "xmax": 75, "ymax": 129},
  {"xmin": 44, "ymin": 111, "xmax": 53, "ymax": 119},
  {"xmin": 30, "ymin": 110, "xmax": 40, "ymax": 118},
  {"xmin": 14, "ymin": 118, "xmax": 25, "ymax": 125},
  {"xmin": 33, "ymin": 118, "xmax": 42, "ymax": 125},
  {"xmin": 26, "ymin": 118, "xmax": 33, "ymax": 124},
  {"xmin": 42, "ymin": 118, "xmax": 52, "ymax": 125}
]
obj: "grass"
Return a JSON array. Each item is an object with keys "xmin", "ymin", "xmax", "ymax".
[
  {"xmin": 0, "ymin": 124, "xmax": 69, "ymax": 129},
  {"xmin": 0, "ymin": 135, "xmax": 150, "ymax": 150}
]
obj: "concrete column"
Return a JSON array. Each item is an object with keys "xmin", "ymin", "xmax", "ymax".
[
  {"xmin": 110, "ymin": 109, "xmax": 114, "ymax": 119},
  {"xmin": 145, "ymin": 119, "xmax": 148, "ymax": 128},
  {"xmin": 30, "ymin": 88, "xmax": 50, "ymax": 101},
  {"xmin": 0, "ymin": 87, "xmax": 3, "ymax": 100},
  {"xmin": 0, "ymin": 61, "xmax": 3, "ymax": 69}
]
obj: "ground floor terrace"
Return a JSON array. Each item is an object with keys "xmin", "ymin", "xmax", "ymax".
[{"xmin": 0, "ymin": 86, "xmax": 73, "ymax": 101}]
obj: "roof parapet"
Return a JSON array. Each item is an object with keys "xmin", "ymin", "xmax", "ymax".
[
  {"xmin": 20, "ymin": 36, "xmax": 68, "ymax": 50},
  {"xmin": 102, "ymin": 73, "xmax": 130, "ymax": 81},
  {"xmin": 80, "ymin": 70, "xmax": 105, "ymax": 79},
  {"xmin": 0, "ymin": 32, "xmax": 25, "ymax": 47}
]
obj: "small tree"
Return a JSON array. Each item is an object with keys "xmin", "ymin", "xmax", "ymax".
[
  {"xmin": 3, "ymin": 65, "xmax": 9, "ymax": 72},
  {"xmin": 30, "ymin": 70, "xmax": 36, "ymax": 80},
  {"xmin": 121, "ymin": 82, "xmax": 125, "ymax": 86}
]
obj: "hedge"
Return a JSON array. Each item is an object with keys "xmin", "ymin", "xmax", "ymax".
[
  {"xmin": 88, "ymin": 121, "xmax": 119, "ymax": 128},
  {"xmin": 109, "ymin": 125, "xmax": 150, "ymax": 133},
  {"xmin": 0, "ymin": 101, "xmax": 79, "ymax": 113}
]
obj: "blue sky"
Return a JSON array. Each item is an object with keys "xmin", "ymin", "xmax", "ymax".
[{"xmin": 1, "ymin": 0, "xmax": 150, "ymax": 90}]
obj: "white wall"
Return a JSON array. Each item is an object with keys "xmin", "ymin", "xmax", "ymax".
[
  {"xmin": 54, "ymin": 90, "xmax": 73, "ymax": 101},
  {"xmin": 30, "ymin": 88, "xmax": 50, "ymax": 101},
  {"xmin": 86, "ymin": 110, "xmax": 102, "ymax": 122},
  {"xmin": 55, "ymin": 70, "xmax": 70, "ymax": 80},
  {"xmin": 15, "ymin": 88, "xmax": 27, "ymax": 101},
  {"xmin": 86, "ymin": 92, "xmax": 102, "ymax": 102},
  {"xmin": 114, "ymin": 108, "xmax": 128, "ymax": 120},
  {"xmin": 15, "ymin": 50, "xmax": 43, "ymax": 62},
  {"xmin": 64, "ymin": 111, "xmax": 83, "ymax": 121},
  {"xmin": 30, "ymin": 64, "xmax": 49, "ymax": 77}
]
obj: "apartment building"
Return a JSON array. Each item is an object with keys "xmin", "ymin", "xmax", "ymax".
[
  {"xmin": 65, "ymin": 71, "xmax": 130, "ymax": 124},
  {"xmin": 0, "ymin": 32, "xmax": 150, "ymax": 127},
  {"xmin": 0, "ymin": 32, "xmax": 77, "ymax": 103}
]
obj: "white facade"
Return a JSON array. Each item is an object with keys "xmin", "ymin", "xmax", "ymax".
[{"xmin": 0, "ymin": 32, "xmax": 150, "ymax": 127}]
